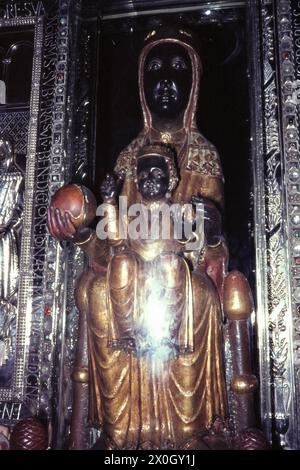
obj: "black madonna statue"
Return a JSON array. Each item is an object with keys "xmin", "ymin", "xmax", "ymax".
[{"xmin": 48, "ymin": 27, "xmax": 268, "ymax": 450}]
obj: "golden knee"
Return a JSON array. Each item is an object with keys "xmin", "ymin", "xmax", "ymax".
[{"xmin": 109, "ymin": 253, "xmax": 137, "ymax": 289}]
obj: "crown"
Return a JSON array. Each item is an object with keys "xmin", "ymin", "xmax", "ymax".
[
  {"xmin": 144, "ymin": 27, "xmax": 193, "ymax": 43},
  {"xmin": 137, "ymin": 143, "xmax": 175, "ymax": 160}
]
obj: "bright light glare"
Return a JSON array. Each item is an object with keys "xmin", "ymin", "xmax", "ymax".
[{"xmin": 135, "ymin": 265, "xmax": 176, "ymax": 358}]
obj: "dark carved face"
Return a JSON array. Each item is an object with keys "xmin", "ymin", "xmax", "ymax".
[
  {"xmin": 137, "ymin": 156, "xmax": 169, "ymax": 201},
  {"xmin": 144, "ymin": 43, "xmax": 192, "ymax": 121}
]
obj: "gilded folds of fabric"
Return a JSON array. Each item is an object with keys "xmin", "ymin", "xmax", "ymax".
[{"xmin": 78, "ymin": 266, "xmax": 226, "ymax": 449}]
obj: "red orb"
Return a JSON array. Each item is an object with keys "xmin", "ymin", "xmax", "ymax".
[{"xmin": 50, "ymin": 184, "xmax": 97, "ymax": 229}]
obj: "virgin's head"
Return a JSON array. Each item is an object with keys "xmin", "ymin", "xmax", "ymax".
[
  {"xmin": 139, "ymin": 28, "xmax": 202, "ymax": 133},
  {"xmin": 143, "ymin": 42, "xmax": 192, "ymax": 122}
]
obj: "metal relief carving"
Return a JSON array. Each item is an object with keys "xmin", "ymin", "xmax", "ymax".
[
  {"xmin": 0, "ymin": 401, "xmax": 22, "ymax": 425},
  {"xmin": 21, "ymin": 7, "xmax": 60, "ymax": 409},
  {"xmin": 0, "ymin": 2, "xmax": 45, "ymax": 19},
  {"xmin": 36, "ymin": 0, "xmax": 71, "ymax": 420},
  {"xmin": 289, "ymin": 0, "xmax": 300, "ymax": 443},
  {"xmin": 253, "ymin": 0, "xmax": 299, "ymax": 449},
  {"xmin": 16, "ymin": 15, "xmax": 44, "ymax": 404},
  {"xmin": 54, "ymin": 0, "xmax": 100, "ymax": 447},
  {"xmin": 71, "ymin": 27, "xmax": 94, "ymax": 182},
  {"xmin": 264, "ymin": 2, "xmax": 292, "ymax": 444},
  {"xmin": 0, "ymin": 138, "xmax": 23, "ymax": 386},
  {"xmin": 277, "ymin": 0, "xmax": 300, "ymax": 448},
  {"xmin": 0, "ymin": 1, "xmax": 74, "ymax": 434},
  {"xmin": 0, "ymin": 112, "xmax": 29, "ymax": 155},
  {"xmin": 0, "ymin": 15, "xmax": 43, "ymax": 406},
  {"xmin": 70, "ymin": 0, "xmax": 99, "ymax": 184},
  {"xmin": 0, "ymin": 0, "xmax": 91, "ymax": 439},
  {"xmin": 261, "ymin": 0, "xmax": 292, "ymax": 447}
]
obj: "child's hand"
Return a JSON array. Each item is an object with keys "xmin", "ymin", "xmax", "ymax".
[{"xmin": 100, "ymin": 173, "xmax": 118, "ymax": 202}]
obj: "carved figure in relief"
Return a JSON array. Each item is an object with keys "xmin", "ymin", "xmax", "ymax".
[{"xmin": 0, "ymin": 137, "xmax": 23, "ymax": 385}]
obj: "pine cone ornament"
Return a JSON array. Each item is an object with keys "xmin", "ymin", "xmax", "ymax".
[
  {"xmin": 0, "ymin": 435, "xmax": 10, "ymax": 450},
  {"xmin": 10, "ymin": 417, "xmax": 48, "ymax": 450},
  {"xmin": 235, "ymin": 428, "xmax": 270, "ymax": 450}
]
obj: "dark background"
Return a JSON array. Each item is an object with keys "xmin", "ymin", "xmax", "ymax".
[{"xmin": 0, "ymin": 26, "xmax": 33, "ymax": 106}]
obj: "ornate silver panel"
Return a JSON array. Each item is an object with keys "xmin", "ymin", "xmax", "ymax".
[
  {"xmin": 276, "ymin": 0, "xmax": 300, "ymax": 448},
  {"xmin": 0, "ymin": 15, "xmax": 43, "ymax": 404},
  {"xmin": 0, "ymin": 111, "xmax": 30, "ymax": 154},
  {"xmin": 0, "ymin": 1, "xmax": 73, "ymax": 432},
  {"xmin": 54, "ymin": 0, "xmax": 99, "ymax": 447},
  {"xmin": 36, "ymin": 0, "xmax": 71, "ymax": 419},
  {"xmin": 250, "ymin": 0, "xmax": 300, "ymax": 449}
]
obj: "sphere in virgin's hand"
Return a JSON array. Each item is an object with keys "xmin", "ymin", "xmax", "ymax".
[{"xmin": 50, "ymin": 184, "xmax": 97, "ymax": 229}]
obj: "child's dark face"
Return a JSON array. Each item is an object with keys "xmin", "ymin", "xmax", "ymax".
[{"xmin": 137, "ymin": 157, "xmax": 169, "ymax": 201}]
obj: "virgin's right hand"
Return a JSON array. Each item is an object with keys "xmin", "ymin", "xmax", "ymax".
[{"xmin": 47, "ymin": 207, "xmax": 77, "ymax": 241}]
